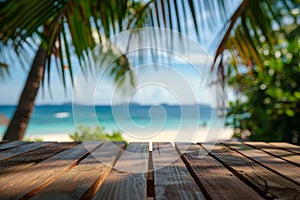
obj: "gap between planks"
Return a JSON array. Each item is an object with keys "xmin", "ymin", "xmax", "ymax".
[
  {"xmin": 224, "ymin": 142, "xmax": 300, "ymax": 185},
  {"xmin": 244, "ymin": 142, "xmax": 300, "ymax": 167},
  {"xmin": 268, "ymin": 142, "xmax": 300, "ymax": 155},
  {"xmin": 0, "ymin": 142, "xmax": 103, "ymax": 200},
  {"xmin": 30, "ymin": 142, "xmax": 125, "ymax": 200},
  {"xmin": 205, "ymin": 143, "xmax": 300, "ymax": 199},
  {"xmin": 0, "ymin": 141, "xmax": 28, "ymax": 151},
  {"xmin": 0, "ymin": 142, "xmax": 53, "ymax": 162},
  {"xmin": 152, "ymin": 142, "xmax": 206, "ymax": 200},
  {"xmin": 92, "ymin": 142, "xmax": 149, "ymax": 200},
  {"xmin": 175, "ymin": 143, "xmax": 263, "ymax": 200},
  {"xmin": 0, "ymin": 142, "xmax": 77, "ymax": 178}
]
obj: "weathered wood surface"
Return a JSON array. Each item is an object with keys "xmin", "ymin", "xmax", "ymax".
[
  {"xmin": 225, "ymin": 142, "xmax": 300, "ymax": 185},
  {"xmin": 0, "ymin": 142, "xmax": 76, "ymax": 177},
  {"xmin": 245, "ymin": 142, "xmax": 300, "ymax": 166},
  {"xmin": 152, "ymin": 142, "xmax": 205, "ymax": 200},
  {"xmin": 0, "ymin": 141, "xmax": 299, "ymax": 200},
  {"xmin": 176, "ymin": 143, "xmax": 263, "ymax": 200},
  {"xmin": 0, "ymin": 142, "xmax": 101, "ymax": 200},
  {"xmin": 269, "ymin": 142, "xmax": 300, "ymax": 154},
  {"xmin": 0, "ymin": 141, "xmax": 27, "ymax": 151},
  {"xmin": 206, "ymin": 143, "xmax": 300, "ymax": 199},
  {"xmin": 0, "ymin": 142, "xmax": 51, "ymax": 162},
  {"xmin": 31, "ymin": 142, "xmax": 125, "ymax": 200},
  {"xmin": 92, "ymin": 142, "xmax": 149, "ymax": 200}
]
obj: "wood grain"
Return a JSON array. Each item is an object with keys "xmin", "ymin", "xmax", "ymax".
[
  {"xmin": 0, "ymin": 142, "xmax": 52, "ymax": 162},
  {"xmin": 0, "ymin": 142, "xmax": 101, "ymax": 200},
  {"xmin": 152, "ymin": 142, "xmax": 205, "ymax": 200},
  {"xmin": 31, "ymin": 142, "xmax": 125, "ymax": 200},
  {"xmin": 0, "ymin": 142, "xmax": 76, "ymax": 177},
  {"xmin": 176, "ymin": 143, "xmax": 263, "ymax": 200},
  {"xmin": 93, "ymin": 142, "xmax": 149, "ymax": 200},
  {"xmin": 205, "ymin": 143, "xmax": 300, "ymax": 199},
  {"xmin": 0, "ymin": 141, "xmax": 27, "ymax": 151},
  {"xmin": 225, "ymin": 142, "xmax": 300, "ymax": 184},
  {"xmin": 0, "ymin": 141, "xmax": 298, "ymax": 199},
  {"xmin": 269, "ymin": 142, "xmax": 300, "ymax": 155},
  {"xmin": 245, "ymin": 142, "xmax": 300, "ymax": 166}
]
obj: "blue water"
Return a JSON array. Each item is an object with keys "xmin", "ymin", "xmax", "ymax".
[{"xmin": 0, "ymin": 104, "xmax": 222, "ymax": 137}]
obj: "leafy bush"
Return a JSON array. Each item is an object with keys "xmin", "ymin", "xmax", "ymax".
[
  {"xmin": 226, "ymin": 33, "xmax": 300, "ymax": 144},
  {"xmin": 23, "ymin": 138, "xmax": 43, "ymax": 142},
  {"xmin": 70, "ymin": 125, "xmax": 125, "ymax": 142}
]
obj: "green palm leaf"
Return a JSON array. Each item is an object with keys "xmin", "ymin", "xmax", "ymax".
[
  {"xmin": 0, "ymin": 0, "xmax": 139, "ymax": 87},
  {"xmin": 215, "ymin": 0, "xmax": 299, "ymax": 75}
]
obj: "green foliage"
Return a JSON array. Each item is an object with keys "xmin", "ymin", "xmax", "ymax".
[
  {"xmin": 227, "ymin": 31, "xmax": 300, "ymax": 144},
  {"xmin": 0, "ymin": 0, "xmax": 138, "ymax": 88},
  {"xmin": 69, "ymin": 125, "xmax": 125, "ymax": 142},
  {"xmin": 214, "ymin": 0, "xmax": 299, "ymax": 74},
  {"xmin": 23, "ymin": 138, "xmax": 43, "ymax": 142}
]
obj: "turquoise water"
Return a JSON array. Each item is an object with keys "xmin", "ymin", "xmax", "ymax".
[{"xmin": 0, "ymin": 104, "xmax": 223, "ymax": 137}]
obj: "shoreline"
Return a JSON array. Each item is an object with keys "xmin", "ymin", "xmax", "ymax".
[
  {"xmin": 25, "ymin": 133, "xmax": 74, "ymax": 142},
  {"xmin": 24, "ymin": 127, "xmax": 234, "ymax": 142}
]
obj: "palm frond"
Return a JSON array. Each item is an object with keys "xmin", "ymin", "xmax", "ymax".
[
  {"xmin": 1, "ymin": 0, "xmax": 299, "ymax": 90},
  {"xmin": 0, "ymin": 0, "xmax": 138, "ymax": 89},
  {"xmin": 214, "ymin": 0, "xmax": 299, "ymax": 76},
  {"xmin": 128, "ymin": 0, "xmax": 299, "ymax": 77}
]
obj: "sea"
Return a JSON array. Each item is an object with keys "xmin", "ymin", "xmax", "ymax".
[{"xmin": 0, "ymin": 104, "xmax": 226, "ymax": 138}]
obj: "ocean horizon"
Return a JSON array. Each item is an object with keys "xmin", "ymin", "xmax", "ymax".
[{"xmin": 0, "ymin": 104, "xmax": 226, "ymax": 138}]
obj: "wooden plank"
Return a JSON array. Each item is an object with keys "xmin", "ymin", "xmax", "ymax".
[
  {"xmin": 152, "ymin": 142, "xmax": 205, "ymax": 200},
  {"xmin": 175, "ymin": 143, "xmax": 263, "ymax": 200},
  {"xmin": 0, "ymin": 142, "xmax": 102, "ymax": 200},
  {"xmin": 269, "ymin": 142, "xmax": 300, "ymax": 155},
  {"xmin": 245, "ymin": 142, "xmax": 300, "ymax": 166},
  {"xmin": 93, "ymin": 142, "xmax": 149, "ymax": 200},
  {"xmin": 205, "ymin": 143, "xmax": 300, "ymax": 199},
  {"xmin": 31, "ymin": 142, "xmax": 125, "ymax": 200},
  {"xmin": 0, "ymin": 142, "xmax": 52, "ymax": 162},
  {"xmin": 0, "ymin": 141, "xmax": 27, "ymax": 151},
  {"xmin": 225, "ymin": 142, "xmax": 300, "ymax": 185},
  {"xmin": 0, "ymin": 142, "xmax": 77, "ymax": 177}
]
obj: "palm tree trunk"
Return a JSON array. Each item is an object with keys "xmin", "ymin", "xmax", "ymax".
[{"xmin": 3, "ymin": 44, "xmax": 47, "ymax": 140}]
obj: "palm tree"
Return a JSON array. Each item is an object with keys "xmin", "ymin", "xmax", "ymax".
[
  {"xmin": 1, "ymin": 0, "xmax": 298, "ymax": 140},
  {"xmin": 0, "ymin": 0, "xmax": 136, "ymax": 140}
]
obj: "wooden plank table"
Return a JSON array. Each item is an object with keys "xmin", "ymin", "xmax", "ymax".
[{"xmin": 0, "ymin": 141, "xmax": 299, "ymax": 200}]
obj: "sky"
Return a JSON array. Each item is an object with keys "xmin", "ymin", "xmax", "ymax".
[
  {"xmin": 73, "ymin": 51, "xmax": 216, "ymax": 106},
  {"xmin": 0, "ymin": 0, "xmax": 240, "ymax": 106}
]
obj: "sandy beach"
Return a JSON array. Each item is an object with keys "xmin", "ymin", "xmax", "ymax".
[
  {"xmin": 25, "ymin": 127, "xmax": 234, "ymax": 143},
  {"xmin": 25, "ymin": 133, "xmax": 74, "ymax": 142}
]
